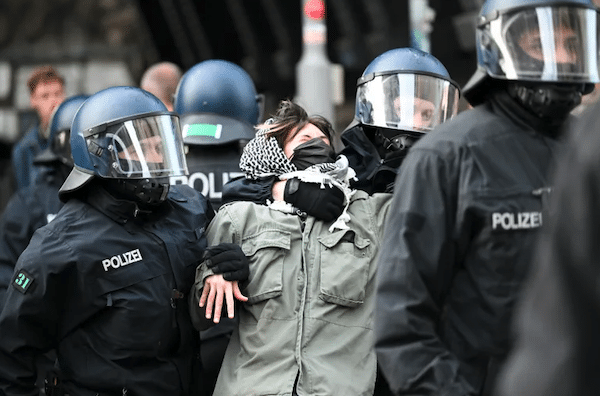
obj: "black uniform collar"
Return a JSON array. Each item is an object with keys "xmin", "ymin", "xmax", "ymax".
[
  {"xmin": 84, "ymin": 184, "xmax": 169, "ymax": 224},
  {"xmin": 340, "ymin": 124, "xmax": 404, "ymax": 194},
  {"xmin": 488, "ymin": 89, "xmax": 570, "ymax": 139}
]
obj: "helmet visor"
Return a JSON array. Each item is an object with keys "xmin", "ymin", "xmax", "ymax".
[
  {"xmin": 482, "ymin": 6, "xmax": 600, "ymax": 83},
  {"xmin": 52, "ymin": 129, "xmax": 73, "ymax": 166},
  {"xmin": 86, "ymin": 114, "xmax": 188, "ymax": 178},
  {"xmin": 356, "ymin": 73, "xmax": 460, "ymax": 133}
]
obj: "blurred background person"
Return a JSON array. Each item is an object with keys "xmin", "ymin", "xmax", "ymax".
[
  {"xmin": 140, "ymin": 61, "xmax": 183, "ymax": 111},
  {"xmin": 0, "ymin": 93, "xmax": 88, "ymax": 396},
  {"xmin": 374, "ymin": 0, "xmax": 600, "ymax": 395},
  {"xmin": 0, "ymin": 94, "xmax": 88, "ymax": 306},
  {"xmin": 0, "ymin": 141, "xmax": 15, "ymax": 214},
  {"xmin": 11, "ymin": 65, "xmax": 65, "ymax": 191}
]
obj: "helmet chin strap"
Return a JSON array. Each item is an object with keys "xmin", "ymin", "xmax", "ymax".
[
  {"xmin": 103, "ymin": 178, "xmax": 170, "ymax": 210},
  {"xmin": 373, "ymin": 128, "xmax": 419, "ymax": 152},
  {"xmin": 507, "ymin": 83, "xmax": 583, "ymax": 119}
]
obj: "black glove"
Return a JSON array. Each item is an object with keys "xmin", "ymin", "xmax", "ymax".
[
  {"xmin": 203, "ymin": 243, "xmax": 249, "ymax": 281},
  {"xmin": 284, "ymin": 178, "xmax": 345, "ymax": 222}
]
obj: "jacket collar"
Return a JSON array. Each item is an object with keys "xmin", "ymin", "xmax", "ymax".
[
  {"xmin": 85, "ymin": 185, "xmax": 153, "ymax": 224},
  {"xmin": 488, "ymin": 88, "xmax": 571, "ymax": 139}
]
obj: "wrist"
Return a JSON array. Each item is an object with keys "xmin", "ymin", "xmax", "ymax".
[{"xmin": 272, "ymin": 180, "xmax": 287, "ymax": 201}]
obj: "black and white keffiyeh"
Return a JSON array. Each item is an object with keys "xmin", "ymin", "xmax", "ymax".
[
  {"xmin": 239, "ymin": 122, "xmax": 357, "ymax": 232},
  {"xmin": 239, "ymin": 124, "xmax": 297, "ymax": 179}
]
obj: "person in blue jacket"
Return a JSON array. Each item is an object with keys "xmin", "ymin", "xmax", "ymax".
[
  {"xmin": 0, "ymin": 86, "xmax": 244, "ymax": 396},
  {"xmin": 0, "ymin": 94, "xmax": 88, "ymax": 306},
  {"xmin": 0, "ymin": 94, "xmax": 88, "ymax": 393},
  {"xmin": 11, "ymin": 66, "xmax": 65, "ymax": 190}
]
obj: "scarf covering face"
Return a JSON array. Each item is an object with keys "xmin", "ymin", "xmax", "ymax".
[
  {"xmin": 239, "ymin": 120, "xmax": 357, "ymax": 231},
  {"xmin": 239, "ymin": 122, "xmax": 297, "ymax": 180}
]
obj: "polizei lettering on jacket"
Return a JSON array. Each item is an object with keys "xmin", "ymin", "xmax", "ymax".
[
  {"xmin": 492, "ymin": 211, "xmax": 543, "ymax": 231},
  {"xmin": 102, "ymin": 249, "xmax": 143, "ymax": 272}
]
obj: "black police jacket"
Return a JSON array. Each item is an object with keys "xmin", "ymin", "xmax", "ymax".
[
  {"xmin": 0, "ymin": 167, "xmax": 64, "ymax": 307},
  {"xmin": 0, "ymin": 183, "xmax": 213, "ymax": 396},
  {"xmin": 339, "ymin": 121, "xmax": 406, "ymax": 195},
  {"xmin": 375, "ymin": 91, "xmax": 567, "ymax": 396},
  {"xmin": 498, "ymin": 102, "xmax": 600, "ymax": 396}
]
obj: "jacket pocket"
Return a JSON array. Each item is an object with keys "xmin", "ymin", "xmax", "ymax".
[
  {"xmin": 318, "ymin": 229, "xmax": 372, "ymax": 307},
  {"xmin": 240, "ymin": 229, "xmax": 290, "ymax": 304},
  {"xmin": 92, "ymin": 257, "xmax": 169, "ymax": 296}
]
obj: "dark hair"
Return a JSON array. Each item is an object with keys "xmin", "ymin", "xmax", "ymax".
[
  {"xmin": 260, "ymin": 99, "xmax": 334, "ymax": 149},
  {"xmin": 27, "ymin": 65, "xmax": 65, "ymax": 94}
]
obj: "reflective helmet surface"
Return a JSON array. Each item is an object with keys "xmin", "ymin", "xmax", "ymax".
[
  {"xmin": 464, "ymin": 0, "xmax": 600, "ymax": 105},
  {"xmin": 355, "ymin": 47, "xmax": 460, "ymax": 134},
  {"xmin": 60, "ymin": 86, "xmax": 188, "ymax": 199},
  {"xmin": 174, "ymin": 60, "xmax": 261, "ymax": 146},
  {"xmin": 37, "ymin": 94, "xmax": 89, "ymax": 167}
]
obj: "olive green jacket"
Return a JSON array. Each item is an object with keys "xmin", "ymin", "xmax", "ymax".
[{"xmin": 190, "ymin": 191, "xmax": 391, "ymax": 396}]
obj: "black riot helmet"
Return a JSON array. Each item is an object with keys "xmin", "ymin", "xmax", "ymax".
[
  {"xmin": 59, "ymin": 86, "xmax": 188, "ymax": 207},
  {"xmin": 463, "ymin": 0, "xmax": 600, "ymax": 116}
]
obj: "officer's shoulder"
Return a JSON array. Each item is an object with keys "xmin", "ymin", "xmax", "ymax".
[
  {"xmin": 19, "ymin": 200, "xmax": 87, "ymax": 257},
  {"xmin": 168, "ymin": 183, "xmax": 208, "ymax": 203},
  {"xmin": 413, "ymin": 105, "xmax": 501, "ymax": 150},
  {"xmin": 41, "ymin": 199, "xmax": 87, "ymax": 231}
]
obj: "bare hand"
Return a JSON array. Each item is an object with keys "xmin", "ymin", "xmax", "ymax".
[
  {"xmin": 272, "ymin": 180, "xmax": 287, "ymax": 201},
  {"xmin": 199, "ymin": 274, "xmax": 248, "ymax": 323}
]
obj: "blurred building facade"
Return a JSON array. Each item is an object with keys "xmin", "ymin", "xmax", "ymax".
[{"xmin": 0, "ymin": 0, "xmax": 481, "ymax": 145}]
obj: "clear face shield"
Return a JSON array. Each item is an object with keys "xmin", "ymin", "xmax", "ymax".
[
  {"xmin": 52, "ymin": 129, "xmax": 73, "ymax": 166},
  {"xmin": 356, "ymin": 73, "xmax": 460, "ymax": 133},
  {"xmin": 85, "ymin": 114, "xmax": 188, "ymax": 179},
  {"xmin": 480, "ymin": 6, "xmax": 600, "ymax": 83}
]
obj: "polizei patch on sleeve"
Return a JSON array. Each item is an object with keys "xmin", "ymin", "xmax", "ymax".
[{"xmin": 12, "ymin": 269, "xmax": 34, "ymax": 294}]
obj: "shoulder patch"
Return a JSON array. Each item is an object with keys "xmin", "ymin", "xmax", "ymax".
[{"xmin": 12, "ymin": 269, "xmax": 34, "ymax": 294}]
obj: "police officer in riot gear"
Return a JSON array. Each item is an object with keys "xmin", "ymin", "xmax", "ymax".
[
  {"xmin": 345, "ymin": 47, "xmax": 459, "ymax": 194},
  {"xmin": 0, "ymin": 94, "xmax": 88, "ymax": 306},
  {"xmin": 172, "ymin": 59, "xmax": 263, "ymax": 396},
  {"xmin": 172, "ymin": 59, "xmax": 263, "ymax": 209},
  {"xmin": 0, "ymin": 86, "xmax": 244, "ymax": 396},
  {"xmin": 374, "ymin": 0, "xmax": 600, "ymax": 395},
  {"xmin": 221, "ymin": 47, "xmax": 459, "ymax": 220}
]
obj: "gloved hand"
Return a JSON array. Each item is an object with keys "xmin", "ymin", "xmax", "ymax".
[
  {"xmin": 203, "ymin": 243, "xmax": 249, "ymax": 281},
  {"xmin": 284, "ymin": 178, "xmax": 345, "ymax": 222}
]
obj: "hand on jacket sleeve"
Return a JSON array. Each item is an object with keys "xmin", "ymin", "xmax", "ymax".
[
  {"xmin": 284, "ymin": 178, "xmax": 345, "ymax": 222},
  {"xmin": 203, "ymin": 243, "xmax": 249, "ymax": 282}
]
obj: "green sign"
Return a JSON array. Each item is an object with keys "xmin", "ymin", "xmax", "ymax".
[
  {"xmin": 183, "ymin": 123, "xmax": 223, "ymax": 139},
  {"xmin": 13, "ymin": 269, "xmax": 34, "ymax": 294}
]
